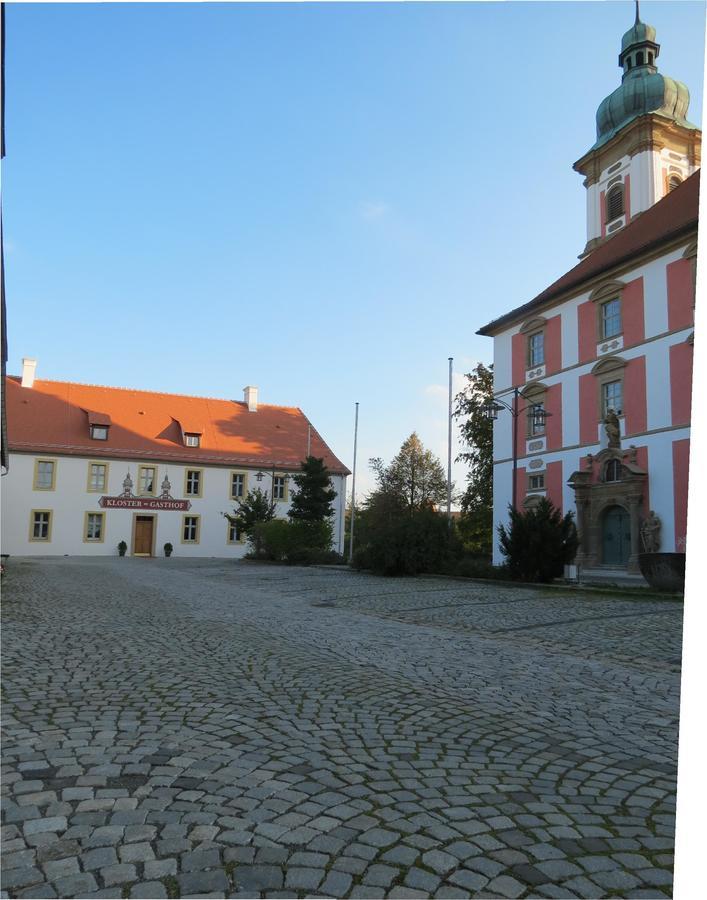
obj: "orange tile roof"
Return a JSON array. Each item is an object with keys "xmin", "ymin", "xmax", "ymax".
[
  {"xmin": 5, "ymin": 377, "xmax": 350, "ymax": 475},
  {"xmin": 478, "ymin": 169, "xmax": 700, "ymax": 336}
]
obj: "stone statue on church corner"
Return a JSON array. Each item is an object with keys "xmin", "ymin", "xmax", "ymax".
[
  {"xmin": 604, "ymin": 409, "xmax": 621, "ymax": 448},
  {"xmin": 641, "ymin": 510, "xmax": 662, "ymax": 553}
]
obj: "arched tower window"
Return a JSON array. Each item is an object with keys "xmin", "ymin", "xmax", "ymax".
[
  {"xmin": 636, "ymin": 51, "xmax": 644, "ymax": 65},
  {"xmin": 668, "ymin": 174, "xmax": 683, "ymax": 192},
  {"xmin": 606, "ymin": 184, "xmax": 625, "ymax": 222}
]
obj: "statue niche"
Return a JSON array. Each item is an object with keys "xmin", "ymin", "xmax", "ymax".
[{"xmin": 640, "ymin": 511, "xmax": 662, "ymax": 553}]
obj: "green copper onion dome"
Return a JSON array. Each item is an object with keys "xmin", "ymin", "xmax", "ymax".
[{"xmin": 591, "ymin": 2, "xmax": 698, "ymax": 150}]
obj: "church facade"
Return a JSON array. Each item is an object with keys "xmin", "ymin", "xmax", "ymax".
[
  {"xmin": 1, "ymin": 366, "xmax": 349, "ymax": 558},
  {"xmin": 478, "ymin": 6, "xmax": 699, "ymax": 575}
]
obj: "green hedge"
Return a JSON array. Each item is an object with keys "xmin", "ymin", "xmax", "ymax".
[
  {"xmin": 352, "ymin": 508, "xmax": 462, "ymax": 576},
  {"xmin": 250, "ymin": 519, "xmax": 337, "ymax": 565}
]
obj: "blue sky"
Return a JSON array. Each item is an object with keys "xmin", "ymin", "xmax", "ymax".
[{"xmin": 3, "ymin": 1, "xmax": 705, "ymax": 497}]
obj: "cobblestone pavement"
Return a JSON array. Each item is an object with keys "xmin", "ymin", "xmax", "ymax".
[{"xmin": 1, "ymin": 558, "xmax": 682, "ymax": 899}]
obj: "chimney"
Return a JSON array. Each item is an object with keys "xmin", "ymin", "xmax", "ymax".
[
  {"xmin": 243, "ymin": 385, "xmax": 258, "ymax": 412},
  {"xmin": 21, "ymin": 358, "xmax": 37, "ymax": 388}
]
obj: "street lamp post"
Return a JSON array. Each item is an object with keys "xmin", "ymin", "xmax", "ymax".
[
  {"xmin": 483, "ymin": 387, "xmax": 551, "ymax": 510},
  {"xmin": 255, "ymin": 468, "xmax": 291, "ymax": 502}
]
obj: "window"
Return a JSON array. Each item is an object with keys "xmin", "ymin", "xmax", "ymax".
[
  {"xmin": 138, "ymin": 466, "xmax": 156, "ymax": 495},
  {"xmin": 648, "ymin": 52, "xmax": 654, "ymax": 65},
  {"xmin": 33, "ymin": 459, "xmax": 56, "ymax": 491},
  {"xmin": 605, "ymin": 459, "xmax": 622, "ymax": 483},
  {"xmin": 185, "ymin": 433, "xmax": 200, "ymax": 447},
  {"xmin": 601, "ymin": 298, "xmax": 622, "ymax": 339},
  {"xmin": 636, "ymin": 51, "xmax": 644, "ymax": 66},
  {"xmin": 602, "ymin": 379, "xmax": 623, "ymax": 416},
  {"xmin": 668, "ymin": 174, "xmax": 682, "ymax": 192},
  {"xmin": 528, "ymin": 474, "xmax": 545, "ymax": 491},
  {"xmin": 90, "ymin": 425, "xmax": 108, "ymax": 441},
  {"xmin": 185, "ymin": 469, "xmax": 202, "ymax": 497},
  {"xmin": 273, "ymin": 475, "xmax": 287, "ymax": 501},
  {"xmin": 230, "ymin": 472, "xmax": 246, "ymax": 500},
  {"xmin": 30, "ymin": 510, "xmax": 52, "ymax": 541},
  {"xmin": 606, "ymin": 184, "xmax": 624, "ymax": 222},
  {"xmin": 529, "ymin": 403, "xmax": 546, "ymax": 436},
  {"xmin": 227, "ymin": 520, "xmax": 242, "ymax": 544},
  {"xmin": 182, "ymin": 515, "xmax": 200, "ymax": 543},
  {"xmin": 87, "ymin": 462, "xmax": 108, "ymax": 493},
  {"xmin": 85, "ymin": 512, "xmax": 105, "ymax": 542},
  {"xmin": 528, "ymin": 332, "xmax": 545, "ymax": 367}
]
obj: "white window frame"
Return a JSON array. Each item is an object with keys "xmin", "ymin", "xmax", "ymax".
[
  {"xmin": 182, "ymin": 515, "xmax": 200, "ymax": 544},
  {"xmin": 184, "ymin": 469, "xmax": 203, "ymax": 498},
  {"xmin": 84, "ymin": 511, "xmax": 105, "ymax": 543},
  {"xmin": 138, "ymin": 465, "xmax": 157, "ymax": 496}
]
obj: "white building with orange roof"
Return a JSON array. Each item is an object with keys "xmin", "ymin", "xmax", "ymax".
[{"xmin": 1, "ymin": 364, "xmax": 349, "ymax": 558}]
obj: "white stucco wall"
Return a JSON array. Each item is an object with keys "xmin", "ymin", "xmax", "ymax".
[{"xmin": 1, "ymin": 454, "xmax": 347, "ymax": 558}]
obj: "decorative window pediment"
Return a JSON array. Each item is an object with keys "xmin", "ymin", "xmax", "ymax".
[
  {"xmin": 682, "ymin": 239, "xmax": 698, "ymax": 260},
  {"xmin": 591, "ymin": 355, "xmax": 627, "ymax": 376},
  {"xmin": 519, "ymin": 316, "xmax": 548, "ymax": 334},
  {"xmin": 589, "ymin": 280, "xmax": 626, "ymax": 304}
]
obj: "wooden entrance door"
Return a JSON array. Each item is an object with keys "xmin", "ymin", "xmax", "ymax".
[
  {"xmin": 602, "ymin": 505, "xmax": 631, "ymax": 566},
  {"xmin": 134, "ymin": 516, "xmax": 154, "ymax": 556}
]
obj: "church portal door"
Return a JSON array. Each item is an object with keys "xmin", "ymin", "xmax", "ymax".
[{"xmin": 602, "ymin": 505, "xmax": 631, "ymax": 566}]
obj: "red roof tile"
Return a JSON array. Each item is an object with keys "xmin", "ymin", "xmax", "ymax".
[
  {"xmin": 478, "ymin": 169, "xmax": 700, "ymax": 336},
  {"xmin": 5, "ymin": 377, "xmax": 350, "ymax": 475}
]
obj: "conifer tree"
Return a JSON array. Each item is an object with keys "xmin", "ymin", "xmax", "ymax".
[{"xmin": 288, "ymin": 456, "xmax": 337, "ymax": 523}]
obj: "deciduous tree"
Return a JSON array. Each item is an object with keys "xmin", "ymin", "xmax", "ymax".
[{"xmin": 454, "ymin": 362, "xmax": 494, "ymax": 554}]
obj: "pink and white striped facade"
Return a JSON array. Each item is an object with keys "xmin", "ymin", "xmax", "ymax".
[
  {"xmin": 479, "ymin": 6, "xmax": 700, "ymax": 573},
  {"xmin": 486, "ymin": 228, "xmax": 695, "ymax": 567}
]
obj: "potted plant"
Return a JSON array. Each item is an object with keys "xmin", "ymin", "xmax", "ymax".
[
  {"xmin": 118, "ymin": 541, "xmax": 128, "ymax": 557},
  {"xmin": 164, "ymin": 542, "xmax": 173, "ymax": 558}
]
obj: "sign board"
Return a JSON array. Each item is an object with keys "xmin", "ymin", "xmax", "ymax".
[
  {"xmin": 99, "ymin": 470, "xmax": 191, "ymax": 511},
  {"xmin": 99, "ymin": 496, "xmax": 191, "ymax": 511}
]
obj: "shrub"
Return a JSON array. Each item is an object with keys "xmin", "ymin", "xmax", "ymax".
[
  {"xmin": 250, "ymin": 519, "xmax": 333, "ymax": 564},
  {"xmin": 498, "ymin": 498, "xmax": 578, "ymax": 582},
  {"xmin": 352, "ymin": 508, "xmax": 461, "ymax": 576},
  {"xmin": 453, "ymin": 555, "xmax": 509, "ymax": 580},
  {"xmin": 118, "ymin": 541, "xmax": 128, "ymax": 557},
  {"xmin": 164, "ymin": 542, "xmax": 173, "ymax": 557}
]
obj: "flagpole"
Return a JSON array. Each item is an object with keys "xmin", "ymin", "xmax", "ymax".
[
  {"xmin": 447, "ymin": 357, "xmax": 453, "ymax": 523},
  {"xmin": 349, "ymin": 402, "xmax": 359, "ymax": 561}
]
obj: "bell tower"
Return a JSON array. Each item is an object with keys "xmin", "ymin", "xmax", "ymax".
[{"xmin": 574, "ymin": 1, "xmax": 701, "ymax": 257}]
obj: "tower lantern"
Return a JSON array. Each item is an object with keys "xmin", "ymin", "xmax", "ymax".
[{"xmin": 573, "ymin": 1, "xmax": 701, "ymax": 257}]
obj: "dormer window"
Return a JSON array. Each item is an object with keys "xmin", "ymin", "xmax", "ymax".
[
  {"xmin": 185, "ymin": 433, "xmax": 200, "ymax": 448},
  {"xmin": 86, "ymin": 410, "xmax": 112, "ymax": 441}
]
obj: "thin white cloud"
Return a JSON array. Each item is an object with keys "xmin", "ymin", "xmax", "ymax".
[{"xmin": 359, "ymin": 200, "xmax": 391, "ymax": 221}]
